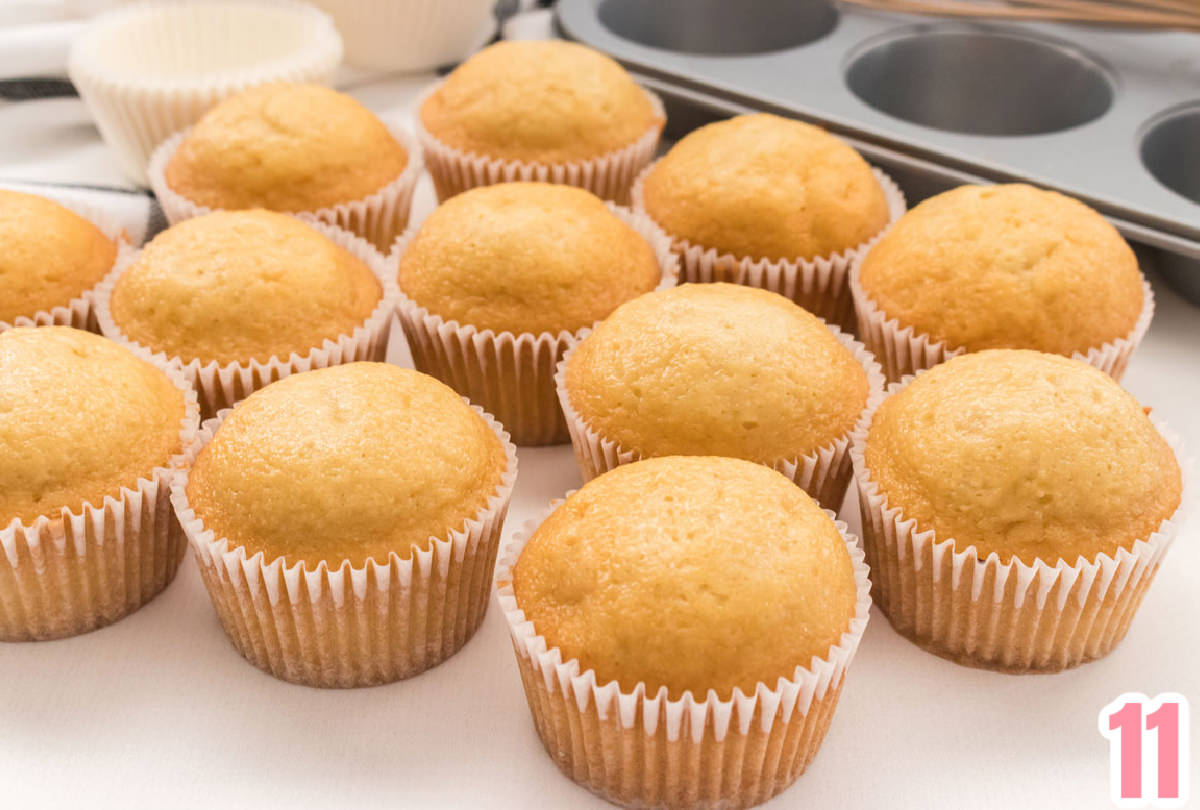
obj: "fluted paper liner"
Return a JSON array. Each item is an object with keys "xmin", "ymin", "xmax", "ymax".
[
  {"xmin": 393, "ymin": 205, "xmax": 679, "ymax": 446},
  {"xmin": 173, "ymin": 405, "xmax": 518, "ymax": 688},
  {"xmin": 0, "ymin": 198, "xmax": 133, "ymax": 334},
  {"xmin": 312, "ymin": 0, "xmax": 495, "ymax": 72},
  {"xmin": 0, "ymin": 359, "xmax": 201, "ymax": 641},
  {"xmin": 850, "ymin": 266, "xmax": 1155, "ymax": 383},
  {"xmin": 415, "ymin": 87, "xmax": 665, "ymax": 205},
  {"xmin": 632, "ymin": 164, "xmax": 906, "ymax": 331},
  {"xmin": 851, "ymin": 376, "xmax": 1191, "ymax": 673},
  {"xmin": 95, "ymin": 218, "xmax": 399, "ymax": 419},
  {"xmin": 69, "ymin": 0, "xmax": 343, "ymax": 185},
  {"xmin": 556, "ymin": 324, "xmax": 886, "ymax": 514},
  {"xmin": 148, "ymin": 124, "xmax": 422, "ymax": 252},
  {"xmin": 495, "ymin": 498, "xmax": 872, "ymax": 809}
]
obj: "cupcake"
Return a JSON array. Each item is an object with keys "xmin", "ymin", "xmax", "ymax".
[
  {"xmin": 633, "ymin": 113, "xmax": 904, "ymax": 328},
  {"xmin": 394, "ymin": 182, "xmax": 676, "ymax": 446},
  {"xmin": 174, "ymin": 362, "xmax": 517, "ymax": 687},
  {"xmin": 0, "ymin": 326, "xmax": 199, "ymax": 641},
  {"xmin": 852, "ymin": 184, "xmax": 1152, "ymax": 382},
  {"xmin": 496, "ymin": 456, "xmax": 871, "ymax": 809},
  {"xmin": 417, "ymin": 40, "xmax": 664, "ymax": 204},
  {"xmin": 96, "ymin": 209, "xmax": 396, "ymax": 417},
  {"xmin": 149, "ymin": 83, "xmax": 421, "ymax": 250},
  {"xmin": 559, "ymin": 283, "xmax": 883, "ymax": 512},
  {"xmin": 0, "ymin": 189, "xmax": 126, "ymax": 332},
  {"xmin": 852, "ymin": 350, "xmax": 1186, "ymax": 672}
]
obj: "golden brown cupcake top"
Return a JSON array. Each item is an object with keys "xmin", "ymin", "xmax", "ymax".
[
  {"xmin": 109, "ymin": 210, "xmax": 381, "ymax": 365},
  {"xmin": 0, "ymin": 327, "xmax": 185, "ymax": 526},
  {"xmin": 419, "ymin": 41, "xmax": 660, "ymax": 164},
  {"xmin": 186, "ymin": 363, "xmax": 507, "ymax": 567},
  {"xmin": 511, "ymin": 456, "xmax": 857, "ymax": 700},
  {"xmin": 858, "ymin": 184, "xmax": 1144, "ymax": 356},
  {"xmin": 397, "ymin": 183, "xmax": 661, "ymax": 335},
  {"xmin": 566, "ymin": 284, "xmax": 869, "ymax": 463},
  {"xmin": 165, "ymin": 83, "xmax": 408, "ymax": 212},
  {"xmin": 641, "ymin": 114, "xmax": 889, "ymax": 261},
  {"xmin": 865, "ymin": 350, "xmax": 1181, "ymax": 565},
  {"xmin": 0, "ymin": 190, "xmax": 117, "ymax": 324}
]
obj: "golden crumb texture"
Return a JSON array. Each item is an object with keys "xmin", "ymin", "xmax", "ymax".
[
  {"xmin": 512, "ymin": 456, "xmax": 857, "ymax": 700},
  {"xmin": 865, "ymin": 350, "xmax": 1181, "ymax": 565},
  {"xmin": 420, "ymin": 41, "xmax": 661, "ymax": 164},
  {"xmin": 398, "ymin": 183, "xmax": 661, "ymax": 335},
  {"xmin": 566, "ymin": 283, "xmax": 868, "ymax": 462},
  {"xmin": 110, "ymin": 210, "xmax": 381, "ymax": 365},
  {"xmin": 858, "ymin": 184, "xmax": 1144, "ymax": 355},
  {"xmin": 166, "ymin": 83, "xmax": 408, "ymax": 213},
  {"xmin": 0, "ymin": 327, "xmax": 185, "ymax": 526},
  {"xmin": 641, "ymin": 114, "xmax": 889, "ymax": 261},
  {"xmin": 186, "ymin": 363, "xmax": 507, "ymax": 568},
  {"xmin": 0, "ymin": 189, "xmax": 117, "ymax": 323}
]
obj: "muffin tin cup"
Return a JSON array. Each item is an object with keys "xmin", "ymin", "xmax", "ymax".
[
  {"xmin": 414, "ymin": 87, "xmax": 665, "ymax": 206},
  {"xmin": 392, "ymin": 204, "xmax": 680, "ymax": 447},
  {"xmin": 631, "ymin": 165, "xmax": 907, "ymax": 332},
  {"xmin": 0, "ymin": 198, "xmax": 134, "ymax": 335},
  {"xmin": 850, "ymin": 377, "xmax": 1192, "ymax": 674},
  {"xmin": 172, "ymin": 405, "xmax": 517, "ymax": 688},
  {"xmin": 850, "ymin": 267, "xmax": 1156, "ymax": 384},
  {"xmin": 94, "ymin": 219, "xmax": 400, "ymax": 420},
  {"xmin": 0, "ymin": 359, "xmax": 201, "ymax": 642},
  {"xmin": 494, "ymin": 496, "xmax": 872, "ymax": 809},
  {"xmin": 68, "ymin": 0, "xmax": 343, "ymax": 186},
  {"xmin": 147, "ymin": 124, "xmax": 423, "ymax": 253},
  {"xmin": 555, "ymin": 323, "xmax": 886, "ymax": 514}
]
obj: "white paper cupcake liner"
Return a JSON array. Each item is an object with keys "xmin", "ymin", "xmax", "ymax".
[
  {"xmin": 415, "ymin": 87, "xmax": 665, "ymax": 205},
  {"xmin": 556, "ymin": 324, "xmax": 886, "ymax": 515},
  {"xmin": 0, "ymin": 197, "xmax": 133, "ymax": 334},
  {"xmin": 631, "ymin": 164, "xmax": 907, "ymax": 331},
  {"xmin": 311, "ymin": 0, "xmax": 495, "ymax": 72},
  {"xmin": 68, "ymin": 0, "xmax": 343, "ymax": 186},
  {"xmin": 173, "ymin": 404, "xmax": 517, "ymax": 687},
  {"xmin": 393, "ymin": 204, "xmax": 679, "ymax": 446},
  {"xmin": 850, "ymin": 376, "xmax": 1192, "ymax": 673},
  {"xmin": 495, "ymin": 496, "xmax": 872, "ymax": 809},
  {"xmin": 0, "ymin": 359, "xmax": 201, "ymax": 642},
  {"xmin": 850, "ymin": 267, "xmax": 1156, "ymax": 383},
  {"xmin": 148, "ymin": 124, "xmax": 422, "ymax": 252},
  {"xmin": 95, "ymin": 218, "xmax": 399, "ymax": 419}
]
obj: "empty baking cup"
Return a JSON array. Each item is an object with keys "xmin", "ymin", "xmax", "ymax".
[
  {"xmin": 68, "ymin": 0, "xmax": 342, "ymax": 185},
  {"xmin": 556, "ymin": 323, "xmax": 886, "ymax": 514},
  {"xmin": 850, "ymin": 378, "xmax": 1192, "ymax": 673},
  {"xmin": 0, "ymin": 360, "xmax": 200, "ymax": 642},
  {"xmin": 310, "ymin": 0, "xmax": 495, "ymax": 71},
  {"xmin": 94, "ymin": 219, "xmax": 399, "ymax": 419},
  {"xmin": 632, "ymin": 165, "xmax": 906, "ymax": 332},
  {"xmin": 495, "ymin": 498, "xmax": 872, "ymax": 809},
  {"xmin": 0, "ymin": 197, "xmax": 133, "ymax": 334},
  {"xmin": 173, "ymin": 405, "xmax": 517, "ymax": 688},
  {"xmin": 850, "ymin": 267, "xmax": 1155, "ymax": 383}
]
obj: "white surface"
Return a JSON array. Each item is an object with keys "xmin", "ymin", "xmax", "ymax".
[{"xmin": 1, "ymin": 75, "xmax": 1199, "ymax": 810}]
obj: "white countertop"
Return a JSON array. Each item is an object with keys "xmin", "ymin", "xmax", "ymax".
[{"xmin": 1, "ymin": 72, "xmax": 1198, "ymax": 810}]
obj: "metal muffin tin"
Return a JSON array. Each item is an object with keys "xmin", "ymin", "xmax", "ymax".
[{"xmin": 556, "ymin": 0, "xmax": 1200, "ymax": 304}]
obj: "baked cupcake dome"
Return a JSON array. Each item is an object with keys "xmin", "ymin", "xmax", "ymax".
[
  {"xmin": 502, "ymin": 456, "xmax": 869, "ymax": 808},
  {"xmin": 855, "ymin": 184, "xmax": 1147, "ymax": 380},
  {"xmin": 640, "ymin": 114, "xmax": 890, "ymax": 262},
  {"xmin": 0, "ymin": 189, "xmax": 118, "ymax": 328},
  {"xmin": 180, "ymin": 362, "xmax": 515, "ymax": 686},
  {"xmin": 396, "ymin": 182, "xmax": 670, "ymax": 446},
  {"xmin": 1, "ymin": 326, "xmax": 195, "ymax": 640},
  {"xmin": 856, "ymin": 349, "xmax": 1183, "ymax": 672},
  {"xmin": 420, "ymin": 41, "xmax": 660, "ymax": 165},
  {"xmin": 562, "ymin": 283, "xmax": 876, "ymax": 509}
]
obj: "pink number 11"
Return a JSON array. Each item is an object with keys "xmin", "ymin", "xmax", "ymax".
[{"xmin": 1100, "ymin": 693, "xmax": 1190, "ymax": 808}]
